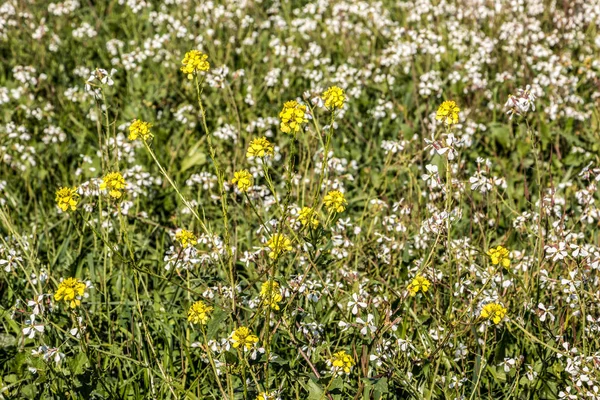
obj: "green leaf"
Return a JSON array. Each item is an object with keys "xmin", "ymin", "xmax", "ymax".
[{"xmin": 69, "ymin": 352, "xmax": 89, "ymax": 376}]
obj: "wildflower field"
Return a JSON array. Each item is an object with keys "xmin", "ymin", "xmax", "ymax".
[{"xmin": 1, "ymin": 0, "xmax": 600, "ymax": 399}]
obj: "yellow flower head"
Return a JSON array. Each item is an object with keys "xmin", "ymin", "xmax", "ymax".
[
  {"xmin": 435, "ymin": 100, "xmax": 460, "ymax": 125},
  {"xmin": 328, "ymin": 350, "xmax": 355, "ymax": 375},
  {"xmin": 487, "ymin": 245, "xmax": 510, "ymax": 268},
  {"xmin": 246, "ymin": 137, "xmax": 274, "ymax": 159},
  {"xmin": 128, "ymin": 119, "xmax": 153, "ymax": 141},
  {"xmin": 256, "ymin": 392, "xmax": 278, "ymax": 400},
  {"xmin": 297, "ymin": 206, "xmax": 319, "ymax": 229},
  {"xmin": 324, "ymin": 190, "xmax": 347, "ymax": 213},
  {"xmin": 180, "ymin": 50, "xmax": 210, "ymax": 79},
  {"xmin": 175, "ymin": 229, "xmax": 197, "ymax": 248},
  {"xmin": 187, "ymin": 300, "xmax": 213, "ymax": 325},
  {"xmin": 232, "ymin": 170, "xmax": 253, "ymax": 192},
  {"xmin": 99, "ymin": 172, "xmax": 126, "ymax": 199},
  {"xmin": 260, "ymin": 280, "xmax": 283, "ymax": 310},
  {"xmin": 231, "ymin": 326, "xmax": 259, "ymax": 350},
  {"xmin": 480, "ymin": 303, "xmax": 507, "ymax": 324},
  {"xmin": 322, "ymin": 86, "xmax": 345, "ymax": 110},
  {"xmin": 54, "ymin": 277, "xmax": 87, "ymax": 308},
  {"xmin": 266, "ymin": 233, "xmax": 292, "ymax": 260},
  {"xmin": 408, "ymin": 275, "xmax": 431, "ymax": 296},
  {"xmin": 279, "ymin": 100, "xmax": 308, "ymax": 134},
  {"xmin": 55, "ymin": 187, "xmax": 79, "ymax": 212}
]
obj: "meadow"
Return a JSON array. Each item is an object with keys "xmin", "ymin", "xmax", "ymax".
[{"xmin": 1, "ymin": 0, "xmax": 600, "ymax": 399}]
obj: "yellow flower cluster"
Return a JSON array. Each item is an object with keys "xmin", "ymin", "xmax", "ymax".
[
  {"xmin": 180, "ymin": 50, "xmax": 210, "ymax": 79},
  {"xmin": 175, "ymin": 229, "xmax": 197, "ymax": 248},
  {"xmin": 256, "ymin": 392, "xmax": 277, "ymax": 400},
  {"xmin": 128, "ymin": 119, "xmax": 153, "ymax": 141},
  {"xmin": 187, "ymin": 300, "xmax": 213, "ymax": 325},
  {"xmin": 54, "ymin": 277, "xmax": 86, "ymax": 308},
  {"xmin": 100, "ymin": 172, "xmax": 126, "ymax": 199},
  {"xmin": 231, "ymin": 326, "xmax": 259, "ymax": 350},
  {"xmin": 328, "ymin": 350, "xmax": 355, "ymax": 375},
  {"xmin": 266, "ymin": 234, "xmax": 292, "ymax": 260},
  {"xmin": 480, "ymin": 303, "xmax": 507, "ymax": 324},
  {"xmin": 322, "ymin": 86, "xmax": 345, "ymax": 109},
  {"xmin": 260, "ymin": 280, "xmax": 283, "ymax": 310},
  {"xmin": 55, "ymin": 187, "xmax": 79, "ymax": 212},
  {"xmin": 408, "ymin": 275, "xmax": 431, "ymax": 296},
  {"xmin": 246, "ymin": 137, "xmax": 274, "ymax": 158},
  {"xmin": 487, "ymin": 245, "xmax": 510, "ymax": 268},
  {"xmin": 324, "ymin": 190, "xmax": 347, "ymax": 213},
  {"xmin": 435, "ymin": 100, "xmax": 460, "ymax": 125},
  {"xmin": 279, "ymin": 100, "xmax": 308, "ymax": 134},
  {"xmin": 297, "ymin": 206, "xmax": 319, "ymax": 229},
  {"xmin": 232, "ymin": 170, "xmax": 253, "ymax": 192}
]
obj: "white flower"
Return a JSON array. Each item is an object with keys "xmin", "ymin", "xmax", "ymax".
[{"xmin": 347, "ymin": 293, "xmax": 367, "ymax": 315}]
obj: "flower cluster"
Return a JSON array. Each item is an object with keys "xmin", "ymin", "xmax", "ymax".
[
  {"xmin": 188, "ymin": 300, "xmax": 213, "ymax": 325},
  {"xmin": 54, "ymin": 278, "xmax": 87, "ymax": 308},
  {"xmin": 279, "ymin": 100, "xmax": 308, "ymax": 134},
  {"xmin": 180, "ymin": 50, "xmax": 210, "ymax": 79},
  {"xmin": 99, "ymin": 172, "xmax": 126, "ymax": 199},
  {"xmin": 128, "ymin": 119, "xmax": 153, "ymax": 141},
  {"xmin": 55, "ymin": 187, "xmax": 79, "ymax": 212}
]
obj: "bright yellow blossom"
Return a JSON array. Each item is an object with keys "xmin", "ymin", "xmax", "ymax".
[
  {"xmin": 180, "ymin": 50, "xmax": 210, "ymax": 79},
  {"xmin": 232, "ymin": 170, "xmax": 253, "ymax": 192},
  {"xmin": 279, "ymin": 100, "xmax": 308, "ymax": 134},
  {"xmin": 260, "ymin": 280, "xmax": 283, "ymax": 310},
  {"xmin": 231, "ymin": 326, "xmax": 259, "ymax": 350},
  {"xmin": 408, "ymin": 275, "xmax": 431, "ymax": 296},
  {"xmin": 128, "ymin": 119, "xmax": 153, "ymax": 141},
  {"xmin": 256, "ymin": 392, "xmax": 278, "ymax": 400},
  {"xmin": 175, "ymin": 229, "xmax": 197, "ymax": 248},
  {"xmin": 297, "ymin": 206, "xmax": 319, "ymax": 229},
  {"xmin": 323, "ymin": 190, "xmax": 347, "ymax": 213},
  {"xmin": 266, "ymin": 234, "xmax": 292, "ymax": 260},
  {"xmin": 54, "ymin": 277, "xmax": 86, "ymax": 308},
  {"xmin": 328, "ymin": 350, "xmax": 355, "ymax": 375},
  {"xmin": 487, "ymin": 245, "xmax": 510, "ymax": 268},
  {"xmin": 322, "ymin": 86, "xmax": 345, "ymax": 109},
  {"xmin": 55, "ymin": 187, "xmax": 79, "ymax": 212},
  {"xmin": 480, "ymin": 303, "xmax": 507, "ymax": 324},
  {"xmin": 246, "ymin": 137, "xmax": 274, "ymax": 158},
  {"xmin": 99, "ymin": 172, "xmax": 126, "ymax": 199},
  {"xmin": 187, "ymin": 300, "xmax": 213, "ymax": 325},
  {"xmin": 435, "ymin": 100, "xmax": 460, "ymax": 125}
]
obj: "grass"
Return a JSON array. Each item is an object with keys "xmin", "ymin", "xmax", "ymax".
[{"xmin": 1, "ymin": 0, "xmax": 600, "ymax": 399}]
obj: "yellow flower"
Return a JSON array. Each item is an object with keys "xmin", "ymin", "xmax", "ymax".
[
  {"xmin": 435, "ymin": 100, "xmax": 460, "ymax": 125},
  {"xmin": 232, "ymin": 170, "xmax": 253, "ymax": 192},
  {"xmin": 328, "ymin": 350, "xmax": 355, "ymax": 375},
  {"xmin": 279, "ymin": 100, "xmax": 308, "ymax": 134},
  {"xmin": 246, "ymin": 137, "xmax": 274, "ymax": 158},
  {"xmin": 54, "ymin": 277, "xmax": 86, "ymax": 308},
  {"xmin": 323, "ymin": 190, "xmax": 347, "ymax": 213},
  {"xmin": 266, "ymin": 233, "xmax": 292, "ymax": 260},
  {"xmin": 408, "ymin": 275, "xmax": 431, "ymax": 296},
  {"xmin": 297, "ymin": 206, "xmax": 319, "ymax": 229},
  {"xmin": 256, "ymin": 392, "xmax": 277, "ymax": 400},
  {"xmin": 480, "ymin": 303, "xmax": 507, "ymax": 324},
  {"xmin": 55, "ymin": 187, "xmax": 79, "ymax": 212},
  {"xmin": 231, "ymin": 326, "xmax": 259, "ymax": 350},
  {"xmin": 322, "ymin": 86, "xmax": 345, "ymax": 110},
  {"xmin": 180, "ymin": 50, "xmax": 210, "ymax": 79},
  {"xmin": 99, "ymin": 172, "xmax": 126, "ymax": 199},
  {"xmin": 175, "ymin": 229, "xmax": 197, "ymax": 248},
  {"xmin": 260, "ymin": 280, "xmax": 283, "ymax": 310},
  {"xmin": 187, "ymin": 300, "xmax": 213, "ymax": 325},
  {"xmin": 128, "ymin": 119, "xmax": 153, "ymax": 141},
  {"xmin": 487, "ymin": 245, "xmax": 510, "ymax": 268}
]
